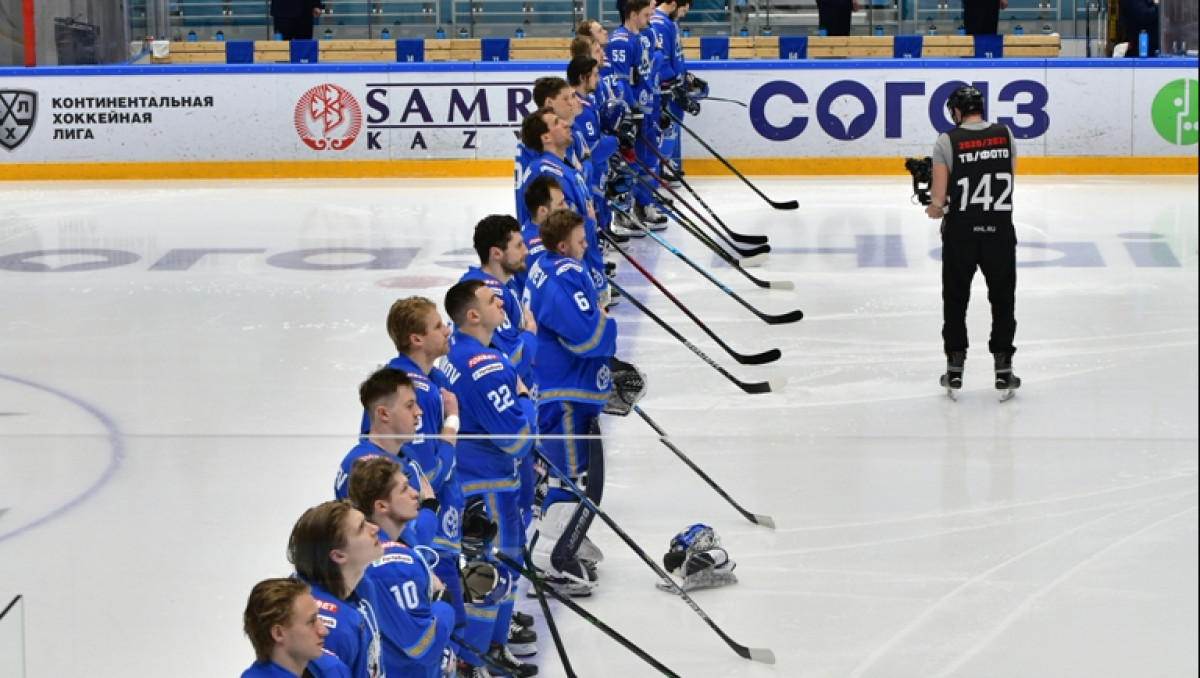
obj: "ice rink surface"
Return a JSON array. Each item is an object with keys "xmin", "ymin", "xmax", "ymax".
[{"xmin": 0, "ymin": 175, "xmax": 1196, "ymax": 677}]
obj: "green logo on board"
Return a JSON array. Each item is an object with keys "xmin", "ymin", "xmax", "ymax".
[{"xmin": 1151, "ymin": 79, "xmax": 1198, "ymax": 146}]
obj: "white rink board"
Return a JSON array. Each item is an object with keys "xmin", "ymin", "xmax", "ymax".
[{"xmin": 0, "ymin": 59, "xmax": 1195, "ymax": 163}]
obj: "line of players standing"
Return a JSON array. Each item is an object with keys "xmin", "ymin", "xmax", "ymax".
[{"xmin": 237, "ymin": 4, "xmax": 707, "ymax": 677}]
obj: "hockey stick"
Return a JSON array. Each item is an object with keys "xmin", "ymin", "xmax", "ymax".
[
  {"xmin": 608, "ymin": 279, "xmax": 786, "ymax": 393},
  {"xmin": 521, "ymin": 544, "xmax": 577, "ymax": 678},
  {"xmin": 601, "ymin": 230, "xmax": 781, "ymax": 365},
  {"xmin": 451, "ymin": 633, "xmax": 514, "ymax": 676},
  {"xmin": 609, "ymin": 198, "xmax": 797, "ymax": 308},
  {"xmin": 667, "ymin": 109, "xmax": 800, "ymax": 211},
  {"xmin": 494, "ymin": 551, "xmax": 681, "ymax": 678},
  {"xmin": 700, "ymin": 95, "xmax": 748, "ymax": 108},
  {"xmin": 532, "ymin": 451, "xmax": 777, "ymax": 664},
  {"xmin": 634, "ymin": 405, "xmax": 777, "ymax": 528},
  {"xmin": 609, "ymin": 210, "xmax": 803, "ymax": 324},
  {"xmin": 642, "ymin": 142, "xmax": 769, "ymax": 246},
  {"xmin": 629, "ymin": 153, "xmax": 770, "ymax": 258}
]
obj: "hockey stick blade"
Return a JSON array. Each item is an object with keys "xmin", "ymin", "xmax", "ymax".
[
  {"xmin": 609, "ymin": 280, "xmax": 783, "ymax": 393},
  {"xmin": 601, "ymin": 231, "xmax": 783, "ymax": 366},
  {"xmin": 643, "ymin": 142, "xmax": 769, "ymax": 245},
  {"xmin": 635, "ymin": 406, "xmax": 779, "ymax": 528},
  {"xmin": 757, "ymin": 308, "xmax": 804, "ymax": 325},
  {"xmin": 669, "ymin": 110, "xmax": 799, "ymax": 211},
  {"xmin": 534, "ymin": 454, "xmax": 776, "ymax": 664},
  {"xmin": 635, "ymin": 156, "xmax": 770, "ymax": 258}
]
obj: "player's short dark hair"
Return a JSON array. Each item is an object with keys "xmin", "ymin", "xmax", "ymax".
[
  {"xmin": 539, "ymin": 209, "xmax": 585, "ymax": 254},
  {"xmin": 622, "ymin": 0, "xmax": 652, "ymax": 20},
  {"xmin": 444, "ymin": 279, "xmax": 488, "ymax": 327},
  {"xmin": 570, "ymin": 35, "xmax": 596, "ymax": 59},
  {"xmin": 473, "ymin": 214, "xmax": 522, "ymax": 265},
  {"xmin": 359, "ymin": 367, "xmax": 414, "ymax": 415},
  {"xmin": 533, "ymin": 76, "xmax": 572, "ymax": 109},
  {"xmin": 520, "ymin": 105, "xmax": 555, "ymax": 153},
  {"xmin": 567, "ymin": 56, "xmax": 598, "ymax": 87},
  {"xmin": 523, "ymin": 174, "xmax": 562, "ymax": 218}
]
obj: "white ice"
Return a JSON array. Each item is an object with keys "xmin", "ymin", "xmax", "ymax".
[{"xmin": 0, "ymin": 176, "xmax": 1196, "ymax": 678}]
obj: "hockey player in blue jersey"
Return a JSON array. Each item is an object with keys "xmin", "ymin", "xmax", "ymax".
[
  {"xmin": 441, "ymin": 279, "xmax": 539, "ymax": 678},
  {"xmin": 517, "ymin": 107, "xmax": 611, "ymax": 309},
  {"xmin": 608, "ymin": 0, "xmax": 669, "ymax": 229},
  {"xmin": 241, "ymin": 578, "xmax": 351, "ymax": 678},
  {"xmin": 525, "ymin": 209, "xmax": 619, "ymax": 595},
  {"xmin": 460, "ymin": 214, "xmax": 542, "ymax": 544},
  {"xmin": 289, "ymin": 500, "xmax": 387, "ymax": 678},
  {"xmin": 650, "ymin": 0, "xmax": 692, "ymax": 184},
  {"xmin": 348, "ymin": 456, "xmax": 457, "ymax": 678},
  {"xmin": 514, "ymin": 174, "xmax": 566, "ymax": 303},
  {"xmin": 336, "ymin": 368, "xmax": 438, "ymax": 548}
]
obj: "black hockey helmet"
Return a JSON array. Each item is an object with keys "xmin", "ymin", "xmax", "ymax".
[{"xmin": 946, "ymin": 85, "xmax": 985, "ymax": 117}]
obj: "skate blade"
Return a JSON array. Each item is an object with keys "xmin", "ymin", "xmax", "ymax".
[
  {"xmin": 998, "ymin": 388, "xmax": 1016, "ymax": 402},
  {"xmin": 946, "ymin": 388, "xmax": 958, "ymax": 401}
]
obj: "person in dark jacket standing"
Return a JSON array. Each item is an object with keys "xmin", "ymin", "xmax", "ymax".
[
  {"xmin": 272, "ymin": 0, "xmax": 325, "ymax": 41},
  {"xmin": 962, "ymin": 0, "xmax": 1007, "ymax": 35}
]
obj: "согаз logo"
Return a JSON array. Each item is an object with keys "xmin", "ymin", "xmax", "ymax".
[
  {"xmin": 294, "ymin": 83, "xmax": 362, "ymax": 151},
  {"xmin": 0, "ymin": 89, "xmax": 37, "ymax": 151}
]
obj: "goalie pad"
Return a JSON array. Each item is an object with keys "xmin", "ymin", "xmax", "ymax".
[
  {"xmin": 604, "ymin": 356, "xmax": 647, "ymax": 416},
  {"xmin": 656, "ymin": 524, "xmax": 738, "ymax": 592}
]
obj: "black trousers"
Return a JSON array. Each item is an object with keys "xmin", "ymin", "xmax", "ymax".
[
  {"xmin": 274, "ymin": 15, "xmax": 315, "ymax": 41},
  {"xmin": 816, "ymin": 0, "xmax": 854, "ymax": 36},
  {"xmin": 941, "ymin": 227, "xmax": 1017, "ymax": 356},
  {"xmin": 962, "ymin": 0, "xmax": 1000, "ymax": 35}
]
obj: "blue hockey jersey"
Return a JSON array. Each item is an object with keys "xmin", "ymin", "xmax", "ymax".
[
  {"xmin": 303, "ymin": 578, "xmax": 383, "ymax": 678},
  {"xmin": 608, "ymin": 26, "xmax": 662, "ymax": 113},
  {"xmin": 517, "ymin": 151, "xmax": 607, "ymax": 297},
  {"xmin": 525, "ymin": 253, "xmax": 619, "ymax": 406},
  {"xmin": 368, "ymin": 528, "xmax": 455, "ymax": 678},
  {"xmin": 458, "ymin": 266, "xmax": 537, "ymax": 390},
  {"xmin": 240, "ymin": 652, "xmax": 352, "ymax": 678},
  {"xmin": 441, "ymin": 331, "xmax": 536, "ymax": 494},
  {"xmin": 334, "ymin": 441, "xmax": 436, "ymax": 548}
]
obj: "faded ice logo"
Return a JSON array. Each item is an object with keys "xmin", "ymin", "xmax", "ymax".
[
  {"xmin": 1151, "ymin": 79, "xmax": 1198, "ymax": 146},
  {"xmin": 0, "ymin": 89, "xmax": 37, "ymax": 151},
  {"xmin": 294, "ymin": 83, "xmax": 362, "ymax": 151}
]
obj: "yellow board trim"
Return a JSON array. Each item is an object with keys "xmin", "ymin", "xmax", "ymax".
[{"xmin": 0, "ymin": 156, "xmax": 1194, "ymax": 181}]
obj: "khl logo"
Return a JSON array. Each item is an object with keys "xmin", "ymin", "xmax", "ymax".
[
  {"xmin": 294, "ymin": 83, "xmax": 362, "ymax": 151},
  {"xmin": 1151, "ymin": 79, "xmax": 1198, "ymax": 146},
  {"xmin": 0, "ymin": 89, "xmax": 37, "ymax": 151}
]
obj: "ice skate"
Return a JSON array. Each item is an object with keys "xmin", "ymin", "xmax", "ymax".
[
  {"xmin": 994, "ymin": 352, "xmax": 1021, "ymax": 402},
  {"xmin": 940, "ymin": 351, "xmax": 965, "ymax": 400}
]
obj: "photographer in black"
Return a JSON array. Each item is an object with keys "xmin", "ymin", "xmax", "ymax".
[{"xmin": 925, "ymin": 85, "xmax": 1021, "ymax": 401}]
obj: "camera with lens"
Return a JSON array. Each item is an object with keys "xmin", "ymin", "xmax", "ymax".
[{"xmin": 904, "ymin": 156, "xmax": 933, "ymax": 206}]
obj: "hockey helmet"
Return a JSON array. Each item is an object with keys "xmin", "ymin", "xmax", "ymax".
[
  {"xmin": 946, "ymin": 85, "xmax": 984, "ymax": 117},
  {"xmin": 459, "ymin": 557, "xmax": 514, "ymax": 605}
]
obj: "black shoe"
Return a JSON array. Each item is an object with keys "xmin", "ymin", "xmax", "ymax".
[
  {"xmin": 940, "ymin": 351, "xmax": 966, "ymax": 393},
  {"xmin": 486, "ymin": 643, "xmax": 539, "ymax": 677},
  {"xmin": 511, "ymin": 610, "xmax": 535, "ymax": 628},
  {"xmin": 604, "ymin": 226, "xmax": 630, "ymax": 244},
  {"xmin": 507, "ymin": 619, "xmax": 538, "ymax": 657},
  {"xmin": 993, "ymin": 352, "xmax": 1021, "ymax": 400}
]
